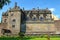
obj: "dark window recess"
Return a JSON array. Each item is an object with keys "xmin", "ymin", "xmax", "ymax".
[
  {"xmin": 12, "ymin": 25, "xmax": 15, "ymax": 28},
  {"xmin": 40, "ymin": 17, "xmax": 44, "ymax": 21},
  {"xmin": 0, "ymin": 0, "xmax": 1, "ymax": 2},
  {"xmin": 12, "ymin": 19, "xmax": 16, "ymax": 22},
  {"xmin": 11, "ymin": 14, "xmax": 13, "ymax": 16},
  {"xmin": 32, "ymin": 17, "xmax": 36, "ymax": 21},
  {"xmin": 4, "ymin": 19, "xmax": 7, "ymax": 23},
  {"xmin": 26, "ymin": 17, "xmax": 29, "ymax": 20}
]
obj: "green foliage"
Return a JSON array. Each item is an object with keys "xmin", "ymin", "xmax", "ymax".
[
  {"xmin": 0, "ymin": 0, "xmax": 10, "ymax": 9},
  {"xmin": 50, "ymin": 35, "xmax": 60, "ymax": 38},
  {"xmin": 0, "ymin": 37, "xmax": 19, "ymax": 40},
  {"xmin": 19, "ymin": 32, "xmax": 24, "ymax": 36}
]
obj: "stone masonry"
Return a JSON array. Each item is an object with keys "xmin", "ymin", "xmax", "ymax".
[{"xmin": 0, "ymin": 2, "xmax": 60, "ymax": 36}]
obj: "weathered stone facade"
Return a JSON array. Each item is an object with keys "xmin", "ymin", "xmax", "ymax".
[
  {"xmin": 0, "ymin": 2, "xmax": 60, "ymax": 36},
  {"xmin": 54, "ymin": 20, "xmax": 60, "ymax": 34}
]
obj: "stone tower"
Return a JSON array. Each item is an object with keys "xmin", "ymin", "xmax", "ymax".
[{"xmin": 7, "ymin": 2, "xmax": 21, "ymax": 35}]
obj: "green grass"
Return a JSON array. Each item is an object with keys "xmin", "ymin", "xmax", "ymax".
[
  {"xmin": 0, "ymin": 37, "xmax": 19, "ymax": 40},
  {"xmin": 20, "ymin": 37, "xmax": 60, "ymax": 40},
  {"xmin": 0, "ymin": 37, "xmax": 60, "ymax": 40},
  {"xmin": 0, "ymin": 36, "xmax": 60, "ymax": 40},
  {"xmin": 27, "ymin": 38, "xmax": 60, "ymax": 40}
]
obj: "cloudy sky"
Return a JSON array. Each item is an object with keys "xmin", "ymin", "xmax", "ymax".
[{"xmin": 0, "ymin": 0, "xmax": 60, "ymax": 22}]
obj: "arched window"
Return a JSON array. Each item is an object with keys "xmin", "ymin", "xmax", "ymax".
[
  {"xmin": 39, "ymin": 17, "xmax": 44, "ymax": 21},
  {"xmin": 32, "ymin": 17, "xmax": 37, "ymax": 21}
]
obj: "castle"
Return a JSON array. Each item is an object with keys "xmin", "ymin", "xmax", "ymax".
[{"xmin": 0, "ymin": 2, "xmax": 60, "ymax": 36}]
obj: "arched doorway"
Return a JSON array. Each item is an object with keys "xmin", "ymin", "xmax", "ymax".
[{"xmin": 1, "ymin": 29, "xmax": 11, "ymax": 36}]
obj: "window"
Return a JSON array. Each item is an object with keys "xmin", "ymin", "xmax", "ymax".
[
  {"xmin": 33, "ymin": 17, "xmax": 36, "ymax": 20},
  {"xmin": 46, "ymin": 14, "xmax": 51, "ymax": 20},
  {"xmin": 12, "ymin": 25, "xmax": 15, "ymax": 28},
  {"xmin": 12, "ymin": 19, "xmax": 16, "ymax": 22},
  {"xmin": 11, "ymin": 14, "xmax": 13, "ymax": 16},
  {"xmin": 32, "ymin": 17, "xmax": 37, "ymax": 21},
  {"xmin": 26, "ymin": 15, "xmax": 30, "ymax": 20},
  {"xmin": 4, "ymin": 19, "xmax": 7, "ymax": 23},
  {"xmin": 40, "ymin": 17, "xmax": 44, "ymax": 21},
  {"xmin": 26, "ymin": 17, "xmax": 30, "ymax": 20},
  {"xmin": 32, "ymin": 15, "xmax": 37, "ymax": 21}
]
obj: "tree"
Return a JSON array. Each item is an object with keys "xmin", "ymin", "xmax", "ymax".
[{"xmin": 0, "ymin": 0, "xmax": 10, "ymax": 9}]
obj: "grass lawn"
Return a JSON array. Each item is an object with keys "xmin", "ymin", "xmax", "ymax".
[
  {"xmin": 0, "ymin": 37, "xmax": 60, "ymax": 40},
  {"xmin": 24, "ymin": 38, "xmax": 60, "ymax": 40},
  {"xmin": 0, "ymin": 36, "xmax": 60, "ymax": 40},
  {"xmin": 20, "ymin": 37, "xmax": 60, "ymax": 40}
]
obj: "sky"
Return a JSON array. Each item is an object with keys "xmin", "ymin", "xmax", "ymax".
[{"xmin": 0, "ymin": 0, "xmax": 60, "ymax": 22}]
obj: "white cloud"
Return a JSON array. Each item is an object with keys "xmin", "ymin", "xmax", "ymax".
[
  {"xmin": 49, "ymin": 8, "xmax": 60, "ymax": 19},
  {"xmin": 55, "ymin": 15, "xmax": 60, "ymax": 18},
  {"xmin": 49, "ymin": 8, "xmax": 55, "ymax": 12}
]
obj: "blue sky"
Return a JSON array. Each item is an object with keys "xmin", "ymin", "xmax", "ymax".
[{"xmin": 0, "ymin": 0, "xmax": 60, "ymax": 22}]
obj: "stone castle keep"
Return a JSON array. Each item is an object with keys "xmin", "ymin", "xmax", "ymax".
[{"xmin": 0, "ymin": 2, "xmax": 60, "ymax": 36}]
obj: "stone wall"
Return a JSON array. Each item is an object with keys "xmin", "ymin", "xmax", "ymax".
[
  {"xmin": 54, "ymin": 20, "xmax": 60, "ymax": 34},
  {"xmin": 25, "ymin": 22, "xmax": 56, "ymax": 34}
]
